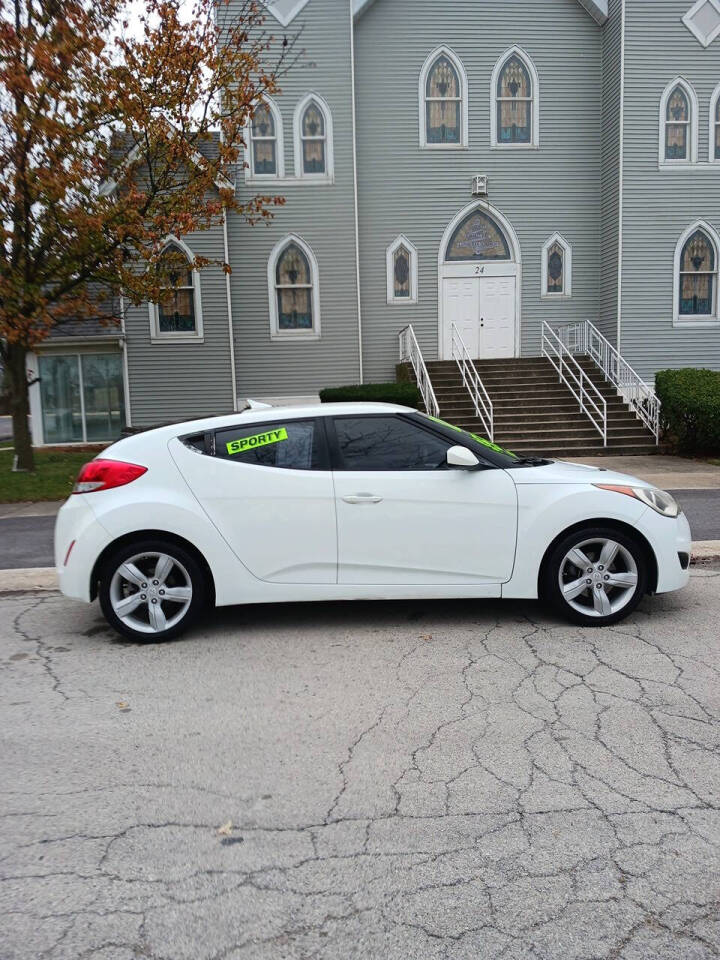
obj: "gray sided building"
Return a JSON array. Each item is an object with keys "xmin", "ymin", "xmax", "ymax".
[{"xmin": 28, "ymin": 0, "xmax": 720, "ymax": 444}]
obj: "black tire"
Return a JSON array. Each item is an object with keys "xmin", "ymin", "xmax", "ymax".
[
  {"xmin": 98, "ymin": 538, "xmax": 208, "ymax": 642},
  {"xmin": 540, "ymin": 525, "xmax": 648, "ymax": 627}
]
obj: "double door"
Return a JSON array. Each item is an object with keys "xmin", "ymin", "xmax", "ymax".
[{"xmin": 442, "ymin": 272, "xmax": 516, "ymax": 360}]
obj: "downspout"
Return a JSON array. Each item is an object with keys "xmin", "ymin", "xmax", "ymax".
[
  {"xmin": 616, "ymin": 0, "xmax": 626, "ymax": 350},
  {"xmin": 222, "ymin": 208, "xmax": 239, "ymax": 411},
  {"xmin": 349, "ymin": 0, "xmax": 364, "ymax": 383}
]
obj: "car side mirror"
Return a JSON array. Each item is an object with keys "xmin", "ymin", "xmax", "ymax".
[{"xmin": 446, "ymin": 445, "xmax": 480, "ymax": 470}]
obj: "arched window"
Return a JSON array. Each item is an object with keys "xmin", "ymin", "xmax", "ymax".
[
  {"xmin": 659, "ymin": 79, "xmax": 697, "ymax": 166},
  {"xmin": 491, "ymin": 47, "xmax": 539, "ymax": 148},
  {"xmin": 149, "ymin": 239, "xmax": 203, "ymax": 341},
  {"xmin": 445, "ymin": 209, "xmax": 511, "ymax": 262},
  {"xmin": 386, "ymin": 236, "xmax": 418, "ymax": 304},
  {"xmin": 541, "ymin": 234, "xmax": 572, "ymax": 298},
  {"xmin": 675, "ymin": 225, "xmax": 718, "ymax": 322},
  {"xmin": 247, "ymin": 97, "xmax": 283, "ymax": 179},
  {"xmin": 268, "ymin": 236, "xmax": 321, "ymax": 339},
  {"xmin": 419, "ymin": 47, "xmax": 468, "ymax": 148},
  {"xmin": 711, "ymin": 83, "xmax": 720, "ymax": 162},
  {"xmin": 293, "ymin": 94, "xmax": 333, "ymax": 181}
]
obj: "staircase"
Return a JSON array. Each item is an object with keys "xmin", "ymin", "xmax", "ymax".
[{"xmin": 421, "ymin": 355, "xmax": 659, "ymax": 458}]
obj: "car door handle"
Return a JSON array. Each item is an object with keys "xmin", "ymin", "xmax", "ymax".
[{"xmin": 342, "ymin": 494, "xmax": 383, "ymax": 505}]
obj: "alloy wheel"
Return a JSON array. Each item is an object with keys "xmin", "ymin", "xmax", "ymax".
[
  {"xmin": 558, "ymin": 537, "xmax": 639, "ymax": 619},
  {"xmin": 109, "ymin": 551, "xmax": 193, "ymax": 635}
]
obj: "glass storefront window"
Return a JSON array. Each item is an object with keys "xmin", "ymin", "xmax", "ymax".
[
  {"xmin": 38, "ymin": 353, "xmax": 125, "ymax": 444},
  {"xmin": 39, "ymin": 355, "xmax": 83, "ymax": 444},
  {"xmin": 82, "ymin": 355, "xmax": 125, "ymax": 441}
]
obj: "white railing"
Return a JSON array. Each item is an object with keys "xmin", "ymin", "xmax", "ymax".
[
  {"xmin": 555, "ymin": 320, "xmax": 660, "ymax": 443},
  {"xmin": 398, "ymin": 324, "xmax": 440, "ymax": 419},
  {"xmin": 451, "ymin": 324, "xmax": 494, "ymax": 441},
  {"xmin": 542, "ymin": 321, "xmax": 607, "ymax": 446}
]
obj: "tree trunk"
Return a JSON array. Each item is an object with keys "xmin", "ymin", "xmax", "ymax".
[{"xmin": 5, "ymin": 343, "xmax": 34, "ymax": 472}]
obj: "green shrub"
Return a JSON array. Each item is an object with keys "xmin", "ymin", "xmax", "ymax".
[
  {"xmin": 319, "ymin": 382, "xmax": 421, "ymax": 408},
  {"xmin": 655, "ymin": 368, "xmax": 720, "ymax": 455}
]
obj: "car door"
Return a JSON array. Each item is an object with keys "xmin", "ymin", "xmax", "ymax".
[
  {"xmin": 169, "ymin": 417, "xmax": 337, "ymax": 583},
  {"xmin": 329, "ymin": 414, "xmax": 518, "ymax": 585}
]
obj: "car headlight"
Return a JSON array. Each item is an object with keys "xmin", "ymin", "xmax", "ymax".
[{"xmin": 593, "ymin": 484, "xmax": 679, "ymax": 518}]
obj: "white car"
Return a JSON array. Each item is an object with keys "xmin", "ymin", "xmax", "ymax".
[{"xmin": 54, "ymin": 402, "xmax": 691, "ymax": 641}]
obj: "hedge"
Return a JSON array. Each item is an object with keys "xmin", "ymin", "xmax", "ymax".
[
  {"xmin": 319, "ymin": 382, "xmax": 421, "ymax": 407},
  {"xmin": 655, "ymin": 368, "xmax": 720, "ymax": 455}
]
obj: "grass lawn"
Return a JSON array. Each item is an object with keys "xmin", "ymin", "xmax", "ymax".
[{"xmin": 0, "ymin": 447, "xmax": 99, "ymax": 502}]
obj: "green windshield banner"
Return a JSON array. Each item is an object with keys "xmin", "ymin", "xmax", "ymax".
[{"xmin": 226, "ymin": 427, "xmax": 288, "ymax": 457}]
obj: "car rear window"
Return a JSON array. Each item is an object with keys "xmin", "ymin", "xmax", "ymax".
[{"xmin": 214, "ymin": 419, "xmax": 324, "ymax": 470}]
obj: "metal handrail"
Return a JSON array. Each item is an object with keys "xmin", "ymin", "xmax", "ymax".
[
  {"xmin": 398, "ymin": 324, "xmax": 440, "ymax": 419},
  {"xmin": 556, "ymin": 320, "xmax": 660, "ymax": 444},
  {"xmin": 450, "ymin": 324, "xmax": 494, "ymax": 441},
  {"xmin": 541, "ymin": 321, "xmax": 607, "ymax": 445}
]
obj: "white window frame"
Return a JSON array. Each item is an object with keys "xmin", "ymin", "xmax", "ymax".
[
  {"xmin": 267, "ymin": 234, "xmax": 321, "ymax": 341},
  {"xmin": 541, "ymin": 233, "xmax": 572, "ymax": 299},
  {"xmin": 490, "ymin": 46, "xmax": 540, "ymax": 150},
  {"xmin": 710, "ymin": 82, "xmax": 720, "ymax": 164},
  {"xmin": 245, "ymin": 95, "xmax": 284, "ymax": 183},
  {"xmin": 418, "ymin": 46, "xmax": 469, "ymax": 150},
  {"xmin": 386, "ymin": 235, "xmax": 418, "ymax": 305},
  {"xmin": 293, "ymin": 93, "xmax": 334, "ymax": 183},
  {"xmin": 673, "ymin": 219, "xmax": 720, "ymax": 326},
  {"xmin": 682, "ymin": 0, "xmax": 720, "ymax": 47},
  {"xmin": 148, "ymin": 236, "xmax": 204, "ymax": 343},
  {"xmin": 659, "ymin": 77, "xmax": 698, "ymax": 168}
]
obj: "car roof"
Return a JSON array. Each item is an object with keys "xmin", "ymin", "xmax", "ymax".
[{"xmin": 112, "ymin": 402, "xmax": 417, "ymax": 450}]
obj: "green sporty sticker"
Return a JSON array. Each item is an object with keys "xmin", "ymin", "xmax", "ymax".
[{"xmin": 226, "ymin": 427, "xmax": 288, "ymax": 456}]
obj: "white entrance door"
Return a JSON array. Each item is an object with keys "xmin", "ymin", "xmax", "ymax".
[
  {"xmin": 441, "ymin": 272, "xmax": 516, "ymax": 360},
  {"xmin": 442, "ymin": 278, "xmax": 479, "ymax": 358},
  {"xmin": 479, "ymin": 276, "xmax": 516, "ymax": 358}
]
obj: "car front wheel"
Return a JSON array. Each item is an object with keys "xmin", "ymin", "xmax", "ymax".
[
  {"xmin": 542, "ymin": 526, "xmax": 648, "ymax": 627},
  {"xmin": 98, "ymin": 539, "xmax": 207, "ymax": 641}
]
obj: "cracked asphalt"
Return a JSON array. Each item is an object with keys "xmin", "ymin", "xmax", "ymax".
[{"xmin": 2, "ymin": 574, "xmax": 720, "ymax": 960}]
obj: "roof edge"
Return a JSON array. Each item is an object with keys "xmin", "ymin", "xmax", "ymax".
[{"xmin": 354, "ymin": 0, "xmax": 609, "ymax": 25}]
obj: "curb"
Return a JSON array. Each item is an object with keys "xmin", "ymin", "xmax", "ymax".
[{"xmin": 1, "ymin": 543, "xmax": 719, "ymax": 594}]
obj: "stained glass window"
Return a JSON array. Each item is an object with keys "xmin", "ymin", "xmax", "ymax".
[
  {"xmin": 446, "ymin": 211, "xmax": 511, "ymax": 262},
  {"xmin": 276, "ymin": 242, "xmax": 313, "ymax": 330},
  {"xmin": 715, "ymin": 96, "xmax": 720, "ymax": 160},
  {"xmin": 393, "ymin": 246, "xmax": 411, "ymax": 298},
  {"xmin": 251, "ymin": 101, "xmax": 277, "ymax": 176},
  {"xmin": 157, "ymin": 243, "xmax": 196, "ymax": 333},
  {"xmin": 497, "ymin": 55, "xmax": 532, "ymax": 145},
  {"xmin": 301, "ymin": 101, "xmax": 326, "ymax": 174},
  {"xmin": 425, "ymin": 55, "xmax": 461, "ymax": 145},
  {"xmin": 679, "ymin": 230, "xmax": 716, "ymax": 316},
  {"xmin": 665, "ymin": 87, "xmax": 689, "ymax": 160},
  {"xmin": 546, "ymin": 242, "xmax": 564, "ymax": 295}
]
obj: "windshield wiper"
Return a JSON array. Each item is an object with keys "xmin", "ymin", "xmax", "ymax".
[{"xmin": 511, "ymin": 456, "xmax": 549, "ymax": 466}]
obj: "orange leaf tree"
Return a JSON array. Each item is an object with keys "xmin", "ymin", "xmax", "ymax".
[{"xmin": 0, "ymin": 0, "xmax": 293, "ymax": 470}]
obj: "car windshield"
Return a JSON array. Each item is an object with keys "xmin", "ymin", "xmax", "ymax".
[{"xmin": 416, "ymin": 413, "xmax": 526, "ymax": 466}]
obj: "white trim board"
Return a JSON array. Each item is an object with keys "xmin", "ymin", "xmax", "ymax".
[{"xmin": 354, "ymin": 0, "xmax": 608, "ymax": 24}]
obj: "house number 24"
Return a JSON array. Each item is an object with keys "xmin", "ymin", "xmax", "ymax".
[{"xmin": 475, "ymin": 266, "xmax": 486, "ymax": 275}]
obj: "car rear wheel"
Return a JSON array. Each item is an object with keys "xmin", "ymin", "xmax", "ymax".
[
  {"xmin": 542, "ymin": 526, "xmax": 648, "ymax": 627},
  {"xmin": 99, "ymin": 539, "xmax": 207, "ymax": 641}
]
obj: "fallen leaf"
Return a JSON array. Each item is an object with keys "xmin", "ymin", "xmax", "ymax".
[
  {"xmin": 115, "ymin": 701, "xmax": 128, "ymax": 709},
  {"xmin": 217, "ymin": 820, "xmax": 233, "ymax": 836}
]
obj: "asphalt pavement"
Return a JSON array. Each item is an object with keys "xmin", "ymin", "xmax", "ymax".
[
  {"xmin": 0, "ymin": 488, "xmax": 719, "ymax": 570},
  {"xmin": 2, "ymin": 572, "xmax": 720, "ymax": 959}
]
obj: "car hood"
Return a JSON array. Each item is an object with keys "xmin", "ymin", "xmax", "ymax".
[{"xmin": 506, "ymin": 459, "xmax": 653, "ymax": 488}]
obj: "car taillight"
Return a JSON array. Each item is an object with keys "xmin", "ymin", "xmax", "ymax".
[{"xmin": 72, "ymin": 459, "xmax": 147, "ymax": 494}]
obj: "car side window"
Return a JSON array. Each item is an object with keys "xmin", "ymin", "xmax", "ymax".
[
  {"xmin": 215, "ymin": 419, "xmax": 324, "ymax": 470},
  {"xmin": 333, "ymin": 415, "xmax": 452, "ymax": 471}
]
